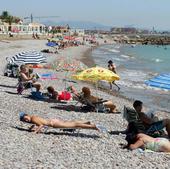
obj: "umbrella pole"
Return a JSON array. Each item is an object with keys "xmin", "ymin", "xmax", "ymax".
[{"xmin": 96, "ymin": 82, "xmax": 98, "ymax": 113}]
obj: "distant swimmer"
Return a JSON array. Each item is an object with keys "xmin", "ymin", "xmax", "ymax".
[{"xmin": 108, "ymin": 60, "xmax": 120, "ymax": 91}]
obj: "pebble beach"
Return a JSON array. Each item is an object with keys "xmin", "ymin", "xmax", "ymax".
[{"xmin": 0, "ymin": 39, "xmax": 170, "ymax": 169}]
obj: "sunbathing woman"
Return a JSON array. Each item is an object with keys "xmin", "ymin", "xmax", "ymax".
[
  {"xmin": 70, "ymin": 86, "xmax": 117, "ymax": 113},
  {"xmin": 129, "ymin": 133, "xmax": 170, "ymax": 152},
  {"xmin": 19, "ymin": 112, "xmax": 102, "ymax": 133},
  {"xmin": 19, "ymin": 65, "xmax": 41, "ymax": 92}
]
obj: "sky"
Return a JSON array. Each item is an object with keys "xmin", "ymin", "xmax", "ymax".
[{"xmin": 0, "ymin": 0, "xmax": 170, "ymax": 30}]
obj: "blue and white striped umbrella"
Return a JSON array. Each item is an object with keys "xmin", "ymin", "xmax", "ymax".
[{"xmin": 8, "ymin": 51, "xmax": 46, "ymax": 65}]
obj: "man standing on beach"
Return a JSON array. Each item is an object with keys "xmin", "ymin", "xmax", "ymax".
[{"xmin": 108, "ymin": 60, "xmax": 120, "ymax": 91}]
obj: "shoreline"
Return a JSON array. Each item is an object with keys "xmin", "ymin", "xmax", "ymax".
[{"xmin": 0, "ymin": 39, "xmax": 170, "ymax": 168}]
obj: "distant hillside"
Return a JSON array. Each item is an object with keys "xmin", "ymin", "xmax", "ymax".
[{"xmin": 42, "ymin": 20, "xmax": 111, "ymax": 30}]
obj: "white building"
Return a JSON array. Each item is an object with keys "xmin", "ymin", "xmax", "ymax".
[
  {"xmin": 69, "ymin": 28, "xmax": 85, "ymax": 36},
  {"xmin": 0, "ymin": 20, "xmax": 46, "ymax": 35}
]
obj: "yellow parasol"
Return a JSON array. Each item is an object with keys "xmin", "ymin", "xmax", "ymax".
[{"xmin": 72, "ymin": 66, "xmax": 120, "ymax": 82}]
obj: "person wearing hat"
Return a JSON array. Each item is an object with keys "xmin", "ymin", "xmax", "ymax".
[
  {"xmin": 19, "ymin": 112, "xmax": 106, "ymax": 133},
  {"xmin": 108, "ymin": 60, "xmax": 120, "ymax": 91}
]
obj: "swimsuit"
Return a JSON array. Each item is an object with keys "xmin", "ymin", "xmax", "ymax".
[
  {"xmin": 145, "ymin": 138, "xmax": 169, "ymax": 152},
  {"xmin": 49, "ymin": 119, "xmax": 62, "ymax": 127}
]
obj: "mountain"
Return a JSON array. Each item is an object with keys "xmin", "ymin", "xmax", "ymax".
[{"xmin": 42, "ymin": 20, "xmax": 111, "ymax": 30}]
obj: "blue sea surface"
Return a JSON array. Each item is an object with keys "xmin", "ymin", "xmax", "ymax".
[{"xmin": 91, "ymin": 44, "xmax": 170, "ymax": 111}]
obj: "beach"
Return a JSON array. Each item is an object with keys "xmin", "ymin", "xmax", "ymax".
[{"xmin": 0, "ymin": 39, "xmax": 170, "ymax": 169}]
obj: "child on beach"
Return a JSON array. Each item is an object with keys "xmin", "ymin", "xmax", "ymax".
[
  {"xmin": 47, "ymin": 86, "xmax": 71, "ymax": 101},
  {"xmin": 129, "ymin": 133, "xmax": 170, "ymax": 152},
  {"xmin": 108, "ymin": 60, "xmax": 120, "ymax": 91},
  {"xmin": 19, "ymin": 112, "xmax": 105, "ymax": 134}
]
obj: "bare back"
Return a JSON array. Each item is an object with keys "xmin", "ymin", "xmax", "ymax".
[{"xmin": 31, "ymin": 115, "xmax": 49, "ymax": 126}]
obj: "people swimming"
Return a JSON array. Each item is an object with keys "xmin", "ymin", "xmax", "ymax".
[{"xmin": 19, "ymin": 112, "xmax": 106, "ymax": 134}]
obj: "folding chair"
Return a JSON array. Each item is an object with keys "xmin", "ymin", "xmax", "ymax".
[
  {"xmin": 16, "ymin": 78, "xmax": 34, "ymax": 95},
  {"xmin": 123, "ymin": 106, "xmax": 165, "ymax": 136}
]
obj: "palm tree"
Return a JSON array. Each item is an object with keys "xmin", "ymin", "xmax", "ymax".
[{"xmin": 0, "ymin": 11, "xmax": 21, "ymax": 31}]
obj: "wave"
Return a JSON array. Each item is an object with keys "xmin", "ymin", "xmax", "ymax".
[
  {"xmin": 153, "ymin": 58, "xmax": 163, "ymax": 63},
  {"xmin": 120, "ymin": 54, "xmax": 131, "ymax": 58},
  {"xmin": 109, "ymin": 49, "xmax": 120, "ymax": 53}
]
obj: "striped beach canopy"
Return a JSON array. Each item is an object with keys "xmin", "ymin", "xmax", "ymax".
[
  {"xmin": 7, "ymin": 51, "xmax": 46, "ymax": 65},
  {"xmin": 145, "ymin": 73, "xmax": 170, "ymax": 90}
]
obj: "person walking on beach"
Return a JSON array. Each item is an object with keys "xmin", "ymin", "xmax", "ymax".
[
  {"xmin": 19, "ymin": 112, "xmax": 106, "ymax": 134},
  {"xmin": 108, "ymin": 60, "xmax": 120, "ymax": 91}
]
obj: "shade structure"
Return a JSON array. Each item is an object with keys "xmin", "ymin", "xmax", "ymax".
[
  {"xmin": 7, "ymin": 51, "xmax": 46, "ymax": 65},
  {"xmin": 72, "ymin": 66, "xmax": 120, "ymax": 82},
  {"xmin": 145, "ymin": 73, "xmax": 170, "ymax": 90}
]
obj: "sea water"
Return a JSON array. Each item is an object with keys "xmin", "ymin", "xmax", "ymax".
[{"xmin": 91, "ymin": 44, "xmax": 170, "ymax": 111}]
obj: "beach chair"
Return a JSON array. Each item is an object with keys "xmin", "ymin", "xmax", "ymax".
[
  {"xmin": 73, "ymin": 93, "xmax": 109, "ymax": 113},
  {"xmin": 123, "ymin": 106, "xmax": 165, "ymax": 136},
  {"xmin": 16, "ymin": 76, "xmax": 34, "ymax": 94}
]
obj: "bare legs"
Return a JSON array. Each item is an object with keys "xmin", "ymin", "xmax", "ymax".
[
  {"xmin": 104, "ymin": 100, "xmax": 117, "ymax": 113},
  {"xmin": 163, "ymin": 119, "xmax": 170, "ymax": 137},
  {"xmin": 109, "ymin": 81, "xmax": 120, "ymax": 91},
  {"xmin": 33, "ymin": 83, "xmax": 41, "ymax": 92},
  {"xmin": 50, "ymin": 120, "xmax": 97, "ymax": 130}
]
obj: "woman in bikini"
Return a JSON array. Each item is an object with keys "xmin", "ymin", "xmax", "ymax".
[
  {"xmin": 129, "ymin": 133, "xmax": 170, "ymax": 152},
  {"xmin": 19, "ymin": 65, "xmax": 41, "ymax": 92},
  {"xmin": 19, "ymin": 112, "xmax": 103, "ymax": 134}
]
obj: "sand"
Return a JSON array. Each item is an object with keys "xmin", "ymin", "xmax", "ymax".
[{"xmin": 0, "ymin": 40, "xmax": 170, "ymax": 169}]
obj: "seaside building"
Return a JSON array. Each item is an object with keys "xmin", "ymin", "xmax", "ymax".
[
  {"xmin": 0, "ymin": 20, "xmax": 46, "ymax": 35},
  {"xmin": 69, "ymin": 28, "xmax": 85, "ymax": 36},
  {"xmin": 50, "ymin": 25, "xmax": 70, "ymax": 35}
]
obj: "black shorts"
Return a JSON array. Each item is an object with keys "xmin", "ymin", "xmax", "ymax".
[{"xmin": 24, "ymin": 82, "xmax": 33, "ymax": 89}]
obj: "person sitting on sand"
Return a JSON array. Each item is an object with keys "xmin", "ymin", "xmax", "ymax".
[
  {"xmin": 19, "ymin": 112, "xmax": 104, "ymax": 134},
  {"xmin": 47, "ymin": 86, "xmax": 71, "ymax": 101},
  {"xmin": 19, "ymin": 65, "xmax": 41, "ymax": 92},
  {"xmin": 128, "ymin": 133, "xmax": 170, "ymax": 152},
  {"xmin": 70, "ymin": 86, "xmax": 118, "ymax": 113},
  {"xmin": 108, "ymin": 60, "xmax": 120, "ymax": 91},
  {"xmin": 133, "ymin": 100, "xmax": 170, "ymax": 137}
]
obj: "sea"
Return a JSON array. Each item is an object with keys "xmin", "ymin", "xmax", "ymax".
[{"xmin": 91, "ymin": 43, "xmax": 170, "ymax": 112}]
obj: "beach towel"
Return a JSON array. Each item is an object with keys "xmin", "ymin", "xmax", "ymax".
[
  {"xmin": 40, "ymin": 73, "xmax": 58, "ymax": 80},
  {"xmin": 31, "ymin": 91, "xmax": 46, "ymax": 100}
]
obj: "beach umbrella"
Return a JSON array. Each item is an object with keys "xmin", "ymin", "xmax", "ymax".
[
  {"xmin": 7, "ymin": 51, "xmax": 46, "ymax": 65},
  {"xmin": 72, "ymin": 66, "xmax": 120, "ymax": 82},
  {"xmin": 46, "ymin": 42, "xmax": 58, "ymax": 47}
]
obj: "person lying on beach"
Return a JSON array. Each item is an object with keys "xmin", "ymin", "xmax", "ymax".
[
  {"xmin": 108, "ymin": 60, "xmax": 120, "ymax": 91},
  {"xmin": 19, "ymin": 112, "xmax": 104, "ymax": 134},
  {"xmin": 133, "ymin": 100, "xmax": 170, "ymax": 137},
  {"xmin": 129, "ymin": 133, "xmax": 170, "ymax": 152},
  {"xmin": 70, "ymin": 86, "xmax": 118, "ymax": 113},
  {"xmin": 47, "ymin": 86, "xmax": 71, "ymax": 101},
  {"xmin": 19, "ymin": 65, "xmax": 41, "ymax": 92}
]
